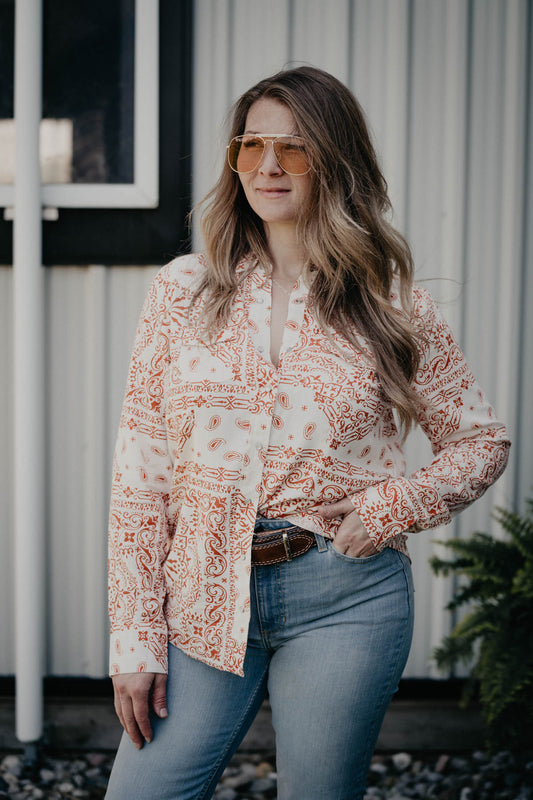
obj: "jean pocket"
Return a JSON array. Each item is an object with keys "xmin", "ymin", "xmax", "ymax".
[{"xmin": 327, "ymin": 540, "xmax": 387, "ymax": 564}]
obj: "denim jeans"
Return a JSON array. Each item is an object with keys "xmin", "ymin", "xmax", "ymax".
[{"xmin": 105, "ymin": 536, "xmax": 414, "ymax": 800}]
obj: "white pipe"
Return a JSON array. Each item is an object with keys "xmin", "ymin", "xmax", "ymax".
[{"xmin": 13, "ymin": 0, "xmax": 45, "ymax": 743}]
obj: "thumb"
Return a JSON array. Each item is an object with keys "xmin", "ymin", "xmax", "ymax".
[
  {"xmin": 152, "ymin": 673, "xmax": 168, "ymax": 718},
  {"xmin": 317, "ymin": 498, "xmax": 355, "ymax": 519}
]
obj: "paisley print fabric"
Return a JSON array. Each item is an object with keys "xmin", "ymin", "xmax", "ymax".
[{"xmin": 108, "ymin": 254, "xmax": 510, "ymax": 676}]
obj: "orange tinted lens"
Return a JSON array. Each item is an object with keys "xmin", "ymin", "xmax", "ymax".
[
  {"xmin": 228, "ymin": 136, "xmax": 265, "ymax": 172},
  {"xmin": 273, "ymin": 137, "xmax": 309, "ymax": 174}
]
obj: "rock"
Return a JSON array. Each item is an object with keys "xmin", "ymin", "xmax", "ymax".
[
  {"xmin": 0, "ymin": 746, "xmax": 531, "ymax": 799},
  {"xmin": 392, "ymin": 752, "xmax": 413, "ymax": 772},
  {"xmin": 2, "ymin": 754, "xmax": 22, "ymax": 777},
  {"xmin": 53, "ymin": 764, "xmax": 72, "ymax": 782},
  {"xmin": 423, "ymin": 770, "xmax": 443, "ymax": 784},
  {"xmin": 370, "ymin": 761, "xmax": 388, "ymax": 777},
  {"xmin": 492, "ymin": 750, "xmax": 513, "ymax": 765},
  {"xmin": 449, "ymin": 757, "xmax": 471, "ymax": 773},
  {"xmin": 219, "ymin": 761, "xmax": 256, "ymax": 789},
  {"xmin": 435, "ymin": 754, "xmax": 450, "ymax": 773},
  {"xmin": 432, "ymin": 789, "xmax": 454, "ymax": 800},
  {"xmin": 248, "ymin": 776, "xmax": 277, "ymax": 792},
  {"xmin": 86, "ymin": 752, "xmax": 107, "ymax": 767},
  {"xmin": 39, "ymin": 769, "xmax": 55, "ymax": 784},
  {"xmin": 505, "ymin": 771, "xmax": 521, "ymax": 788},
  {"xmin": 255, "ymin": 761, "xmax": 274, "ymax": 778},
  {"xmin": 389, "ymin": 772, "xmax": 409, "ymax": 788},
  {"xmin": 3, "ymin": 773, "xmax": 20, "ymax": 792},
  {"xmin": 214, "ymin": 789, "xmax": 238, "ymax": 800}
]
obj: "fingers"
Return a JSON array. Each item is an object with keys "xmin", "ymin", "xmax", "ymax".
[
  {"xmin": 330, "ymin": 509, "xmax": 379, "ymax": 558},
  {"xmin": 114, "ymin": 693, "xmax": 126, "ymax": 731},
  {"xmin": 315, "ymin": 498, "xmax": 379, "ymax": 557},
  {"xmin": 151, "ymin": 673, "xmax": 168, "ymax": 719},
  {"xmin": 114, "ymin": 688, "xmax": 144, "ymax": 749},
  {"xmin": 332, "ymin": 530, "xmax": 378, "ymax": 558},
  {"xmin": 112, "ymin": 673, "xmax": 161, "ymax": 750},
  {"xmin": 123, "ymin": 694, "xmax": 147, "ymax": 749},
  {"xmin": 316, "ymin": 497, "xmax": 355, "ymax": 519},
  {"xmin": 132, "ymin": 684, "xmax": 154, "ymax": 745}
]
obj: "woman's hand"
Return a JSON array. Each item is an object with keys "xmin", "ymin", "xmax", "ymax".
[
  {"xmin": 112, "ymin": 672, "xmax": 168, "ymax": 749},
  {"xmin": 316, "ymin": 498, "xmax": 379, "ymax": 558}
]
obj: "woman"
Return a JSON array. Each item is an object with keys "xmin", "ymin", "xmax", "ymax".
[{"xmin": 105, "ymin": 66, "xmax": 510, "ymax": 799}]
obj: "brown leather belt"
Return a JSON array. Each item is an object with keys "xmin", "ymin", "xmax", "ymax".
[{"xmin": 251, "ymin": 526, "xmax": 317, "ymax": 566}]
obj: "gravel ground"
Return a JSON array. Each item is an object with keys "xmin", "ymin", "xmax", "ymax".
[{"xmin": 0, "ymin": 748, "xmax": 532, "ymax": 799}]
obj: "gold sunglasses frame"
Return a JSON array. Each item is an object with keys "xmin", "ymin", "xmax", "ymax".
[{"xmin": 226, "ymin": 134, "xmax": 312, "ymax": 176}]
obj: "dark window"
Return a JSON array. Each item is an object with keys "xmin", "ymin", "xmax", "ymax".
[
  {"xmin": 0, "ymin": 0, "xmax": 193, "ymax": 265},
  {"xmin": 42, "ymin": 0, "xmax": 135, "ymax": 185},
  {"xmin": 0, "ymin": 1, "xmax": 14, "ymax": 120}
]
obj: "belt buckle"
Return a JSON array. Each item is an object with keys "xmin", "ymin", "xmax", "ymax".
[{"xmin": 282, "ymin": 532, "xmax": 293, "ymax": 561}]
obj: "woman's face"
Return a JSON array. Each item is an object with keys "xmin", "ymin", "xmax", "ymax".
[{"xmin": 237, "ymin": 98, "xmax": 313, "ymax": 236}]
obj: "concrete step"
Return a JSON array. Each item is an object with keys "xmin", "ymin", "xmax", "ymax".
[{"xmin": 0, "ymin": 697, "xmax": 484, "ymax": 752}]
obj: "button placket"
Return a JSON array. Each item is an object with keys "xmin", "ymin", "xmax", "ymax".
[
  {"xmin": 277, "ymin": 279, "xmax": 307, "ymax": 365},
  {"xmin": 238, "ymin": 362, "xmax": 278, "ymax": 512}
]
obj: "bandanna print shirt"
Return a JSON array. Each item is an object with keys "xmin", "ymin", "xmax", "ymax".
[{"xmin": 108, "ymin": 254, "xmax": 510, "ymax": 676}]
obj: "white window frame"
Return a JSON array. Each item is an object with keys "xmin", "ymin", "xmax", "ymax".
[{"xmin": 0, "ymin": 0, "xmax": 158, "ymax": 210}]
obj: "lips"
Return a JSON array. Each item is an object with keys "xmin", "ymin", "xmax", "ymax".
[{"xmin": 256, "ymin": 187, "xmax": 290, "ymax": 197}]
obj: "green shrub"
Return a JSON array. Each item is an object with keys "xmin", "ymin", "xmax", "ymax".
[{"xmin": 430, "ymin": 498, "xmax": 533, "ymax": 751}]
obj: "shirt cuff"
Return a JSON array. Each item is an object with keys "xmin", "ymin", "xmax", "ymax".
[
  {"xmin": 350, "ymin": 477, "xmax": 451, "ymax": 548},
  {"xmin": 109, "ymin": 629, "xmax": 168, "ymax": 676}
]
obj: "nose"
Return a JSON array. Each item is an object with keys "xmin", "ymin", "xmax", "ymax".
[{"xmin": 258, "ymin": 140, "xmax": 283, "ymax": 174}]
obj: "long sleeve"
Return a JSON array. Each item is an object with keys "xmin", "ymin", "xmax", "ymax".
[
  {"xmin": 108, "ymin": 269, "xmax": 175, "ymax": 675},
  {"xmin": 350, "ymin": 285, "xmax": 511, "ymax": 548}
]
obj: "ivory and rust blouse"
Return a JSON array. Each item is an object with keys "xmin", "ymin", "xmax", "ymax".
[{"xmin": 108, "ymin": 254, "xmax": 510, "ymax": 676}]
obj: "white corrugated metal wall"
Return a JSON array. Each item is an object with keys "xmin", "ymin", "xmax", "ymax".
[{"xmin": 1, "ymin": 0, "xmax": 531, "ymax": 678}]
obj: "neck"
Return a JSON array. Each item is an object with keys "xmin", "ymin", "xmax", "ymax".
[{"xmin": 265, "ymin": 223, "xmax": 306, "ymax": 281}]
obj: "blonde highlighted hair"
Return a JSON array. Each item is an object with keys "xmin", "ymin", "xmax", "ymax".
[{"xmin": 196, "ymin": 66, "xmax": 422, "ymax": 434}]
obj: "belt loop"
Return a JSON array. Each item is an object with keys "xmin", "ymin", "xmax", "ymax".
[
  {"xmin": 314, "ymin": 533, "xmax": 328, "ymax": 552},
  {"xmin": 282, "ymin": 532, "xmax": 293, "ymax": 560}
]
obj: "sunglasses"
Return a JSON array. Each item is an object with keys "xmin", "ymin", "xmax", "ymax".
[{"xmin": 227, "ymin": 134, "xmax": 311, "ymax": 176}]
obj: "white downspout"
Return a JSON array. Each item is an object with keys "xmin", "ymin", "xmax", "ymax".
[{"xmin": 13, "ymin": 0, "xmax": 45, "ymax": 744}]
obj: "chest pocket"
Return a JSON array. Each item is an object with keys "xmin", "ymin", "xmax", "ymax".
[{"xmin": 171, "ymin": 326, "xmax": 248, "ymax": 387}]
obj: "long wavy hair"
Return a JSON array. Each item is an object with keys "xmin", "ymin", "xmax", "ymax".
[{"xmin": 196, "ymin": 66, "xmax": 422, "ymax": 434}]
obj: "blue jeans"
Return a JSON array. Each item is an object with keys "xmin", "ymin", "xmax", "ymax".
[{"xmin": 105, "ymin": 536, "xmax": 414, "ymax": 800}]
